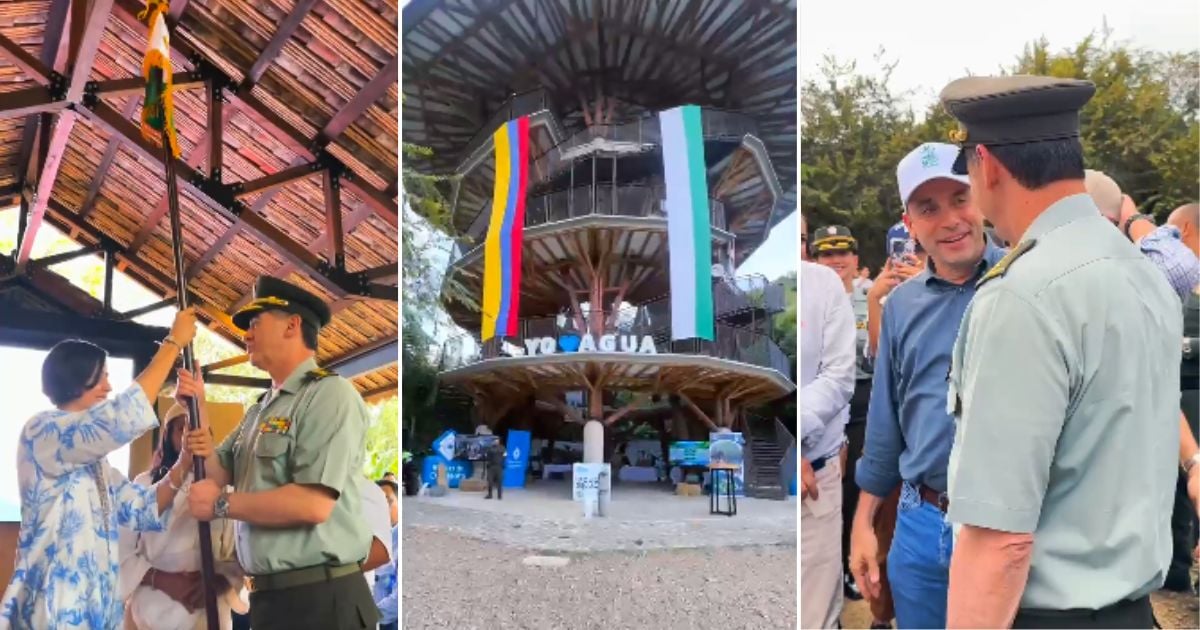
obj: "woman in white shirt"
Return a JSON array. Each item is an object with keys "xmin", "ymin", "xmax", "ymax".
[{"xmin": 119, "ymin": 376, "xmax": 245, "ymax": 630}]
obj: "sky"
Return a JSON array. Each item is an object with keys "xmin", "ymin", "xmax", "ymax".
[{"xmin": 800, "ymin": 0, "xmax": 1200, "ymax": 111}]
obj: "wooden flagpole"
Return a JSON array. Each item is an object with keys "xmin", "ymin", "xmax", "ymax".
[{"xmin": 160, "ymin": 127, "xmax": 222, "ymax": 628}]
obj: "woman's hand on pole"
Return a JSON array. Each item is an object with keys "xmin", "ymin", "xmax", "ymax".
[{"xmin": 170, "ymin": 308, "xmax": 198, "ymax": 346}]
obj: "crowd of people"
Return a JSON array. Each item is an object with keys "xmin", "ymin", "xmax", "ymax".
[
  {"xmin": 800, "ymin": 74, "xmax": 1199, "ymax": 629},
  {"xmin": 0, "ymin": 275, "xmax": 399, "ymax": 629}
]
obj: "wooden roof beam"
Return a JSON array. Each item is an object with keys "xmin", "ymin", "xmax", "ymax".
[
  {"xmin": 16, "ymin": 111, "xmax": 75, "ymax": 264},
  {"xmin": 243, "ymin": 0, "xmax": 321, "ymax": 88},
  {"xmin": 228, "ymin": 200, "xmax": 380, "ymax": 311},
  {"xmin": 16, "ymin": 0, "xmax": 113, "ymax": 264},
  {"xmin": 78, "ymin": 98, "xmax": 142, "ymax": 219},
  {"xmin": 110, "ymin": 0, "xmax": 399, "ymax": 232},
  {"xmin": 65, "ymin": 0, "xmax": 114, "ymax": 103},
  {"xmin": 318, "ymin": 55, "xmax": 398, "ymax": 145},
  {"xmin": 14, "ymin": 0, "xmax": 71, "ymax": 191},
  {"xmin": 77, "ymin": 101, "xmax": 352, "ymax": 298},
  {"xmin": 234, "ymin": 162, "xmax": 324, "ymax": 198},
  {"xmin": 0, "ymin": 31, "xmax": 53, "ymax": 86},
  {"xmin": 127, "ymin": 104, "xmax": 231, "ymax": 255},
  {"xmin": 0, "ymin": 87, "xmax": 66, "ymax": 121}
]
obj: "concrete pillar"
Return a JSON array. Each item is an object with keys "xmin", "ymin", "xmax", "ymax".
[{"xmin": 583, "ymin": 420, "xmax": 604, "ymax": 463}]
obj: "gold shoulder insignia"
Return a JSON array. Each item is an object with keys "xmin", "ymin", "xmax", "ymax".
[
  {"xmin": 304, "ymin": 368, "xmax": 337, "ymax": 382},
  {"xmin": 977, "ymin": 240, "xmax": 1037, "ymax": 288}
]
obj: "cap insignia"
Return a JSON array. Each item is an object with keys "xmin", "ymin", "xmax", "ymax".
[{"xmin": 949, "ymin": 127, "xmax": 968, "ymax": 144}]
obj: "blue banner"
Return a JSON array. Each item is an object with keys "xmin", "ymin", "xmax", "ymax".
[
  {"xmin": 503, "ymin": 430, "xmax": 531, "ymax": 487},
  {"xmin": 421, "ymin": 455, "xmax": 473, "ymax": 488}
]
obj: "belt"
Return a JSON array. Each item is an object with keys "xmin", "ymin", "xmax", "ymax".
[
  {"xmin": 810, "ymin": 453, "xmax": 836, "ymax": 473},
  {"xmin": 247, "ymin": 562, "xmax": 361, "ymax": 593},
  {"xmin": 918, "ymin": 483, "xmax": 949, "ymax": 513},
  {"xmin": 1014, "ymin": 594, "xmax": 1151, "ymax": 625}
]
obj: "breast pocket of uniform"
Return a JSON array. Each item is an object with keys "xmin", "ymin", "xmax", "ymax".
[{"xmin": 254, "ymin": 433, "xmax": 294, "ymax": 486}]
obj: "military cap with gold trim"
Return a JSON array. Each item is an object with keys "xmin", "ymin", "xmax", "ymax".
[
  {"xmin": 939, "ymin": 75, "xmax": 1096, "ymax": 175},
  {"xmin": 811, "ymin": 225, "xmax": 857, "ymax": 254},
  {"xmin": 231, "ymin": 276, "xmax": 332, "ymax": 331}
]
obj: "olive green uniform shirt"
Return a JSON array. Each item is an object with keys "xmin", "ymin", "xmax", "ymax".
[
  {"xmin": 215, "ymin": 357, "xmax": 372, "ymax": 576},
  {"xmin": 947, "ymin": 194, "xmax": 1182, "ymax": 609}
]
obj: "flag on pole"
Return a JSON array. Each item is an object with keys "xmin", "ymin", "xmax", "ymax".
[
  {"xmin": 481, "ymin": 116, "xmax": 529, "ymax": 341},
  {"xmin": 660, "ymin": 105, "xmax": 714, "ymax": 341},
  {"xmin": 139, "ymin": 0, "xmax": 180, "ymax": 158}
]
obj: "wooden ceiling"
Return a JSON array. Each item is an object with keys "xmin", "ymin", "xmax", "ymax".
[
  {"xmin": 0, "ymin": 0, "xmax": 399, "ymax": 396},
  {"xmin": 402, "ymin": 0, "xmax": 797, "ymax": 218}
]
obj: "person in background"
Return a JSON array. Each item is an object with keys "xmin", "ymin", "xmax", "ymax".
[
  {"xmin": 801, "ymin": 216, "xmax": 811, "ymax": 261},
  {"xmin": 851, "ymin": 141, "xmax": 1004, "ymax": 630},
  {"xmin": 942, "ymin": 75, "xmax": 1179, "ymax": 628},
  {"xmin": 800, "ymin": 247, "xmax": 858, "ymax": 629},
  {"xmin": 381, "ymin": 472, "xmax": 396, "ymax": 483},
  {"xmin": 0, "ymin": 309, "xmax": 200, "ymax": 629},
  {"xmin": 485, "ymin": 438, "xmax": 506, "ymax": 500},
  {"xmin": 1085, "ymin": 170, "xmax": 1198, "ymax": 299},
  {"xmin": 359, "ymin": 473, "xmax": 394, "ymax": 597},
  {"xmin": 854, "ymin": 267, "xmax": 875, "ymax": 292},
  {"xmin": 810, "ymin": 223, "xmax": 874, "ymax": 603},
  {"xmin": 119, "ymin": 395, "xmax": 242, "ymax": 630},
  {"xmin": 373, "ymin": 480, "xmax": 398, "ymax": 630}
]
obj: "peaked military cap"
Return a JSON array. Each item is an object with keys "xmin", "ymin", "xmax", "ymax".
[
  {"xmin": 811, "ymin": 225, "xmax": 857, "ymax": 254},
  {"xmin": 939, "ymin": 75, "xmax": 1096, "ymax": 174},
  {"xmin": 232, "ymin": 275, "xmax": 332, "ymax": 331}
]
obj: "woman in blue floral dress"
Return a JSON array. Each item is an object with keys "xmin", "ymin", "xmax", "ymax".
[{"xmin": 0, "ymin": 309, "xmax": 215, "ymax": 629}]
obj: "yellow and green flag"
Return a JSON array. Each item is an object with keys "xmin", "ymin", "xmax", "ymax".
[{"xmin": 139, "ymin": 0, "xmax": 180, "ymax": 158}]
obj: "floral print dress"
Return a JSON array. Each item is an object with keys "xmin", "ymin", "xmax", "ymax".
[{"xmin": 0, "ymin": 385, "xmax": 169, "ymax": 629}]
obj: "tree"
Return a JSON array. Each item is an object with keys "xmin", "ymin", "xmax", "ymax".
[
  {"xmin": 802, "ymin": 35, "xmax": 1199, "ymax": 270},
  {"xmin": 400, "ymin": 140, "xmax": 480, "ymax": 451}
]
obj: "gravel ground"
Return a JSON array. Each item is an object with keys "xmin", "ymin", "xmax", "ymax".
[
  {"xmin": 403, "ymin": 528, "xmax": 797, "ymax": 629},
  {"xmin": 840, "ymin": 588, "xmax": 1199, "ymax": 629},
  {"xmin": 403, "ymin": 492, "xmax": 796, "ymax": 553}
]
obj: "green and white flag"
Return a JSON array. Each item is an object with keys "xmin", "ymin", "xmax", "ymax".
[{"xmin": 660, "ymin": 105, "xmax": 714, "ymax": 341}]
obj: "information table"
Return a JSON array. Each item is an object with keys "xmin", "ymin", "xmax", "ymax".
[
  {"xmin": 542, "ymin": 464, "xmax": 573, "ymax": 479},
  {"xmin": 617, "ymin": 466, "xmax": 658, "ymax": 482}
]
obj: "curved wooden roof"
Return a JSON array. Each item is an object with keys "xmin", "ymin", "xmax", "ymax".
[
  {"xmin": 0, "ymin": 0, "xmax": 399, "ymax": 398},
  {"xmin": 402, "ymin": 0, "xmax": 797, "ymax": 200}
]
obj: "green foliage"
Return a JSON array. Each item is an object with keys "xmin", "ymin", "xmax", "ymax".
[
  {"xmin": 400, "ymin": 140, "xmax": 483, "ymax": 450},
  {"xmin": 802, "ymin": 35, "xmax": 1200, "ymax": 270},
  {"xmin": 363, "ymin": 398, "xmax": 400, "ymax": 478}
]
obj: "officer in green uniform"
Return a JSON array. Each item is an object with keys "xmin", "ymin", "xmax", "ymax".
[
  {"xmin": 811, "ymin": 224, "xmax": 873, "ymax": 600},
  {"xmin": 940, "ymin": 75, "xmax": 1182, "ymax": 628},
  {"xmin": 187, "ymin": 276, "xmax": 378, "ymax": 630}
]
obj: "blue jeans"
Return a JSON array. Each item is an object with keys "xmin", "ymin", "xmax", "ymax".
[{"xmin": 887, "ymin": 482, "xmax": 954, "ymax": 629}]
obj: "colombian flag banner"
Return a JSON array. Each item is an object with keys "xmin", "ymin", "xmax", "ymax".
[
  {"xmin": 139, "ymin": 0, "xmax": 180, "ymax": 158},
  {"xmin": 481, "ymin": 117, "xmax": 529, "ymax": 341}
]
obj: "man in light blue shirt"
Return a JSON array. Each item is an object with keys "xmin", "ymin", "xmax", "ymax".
[{"xmin": 849, "ymin": 141, "xmax": 1004, "ymax": 629}]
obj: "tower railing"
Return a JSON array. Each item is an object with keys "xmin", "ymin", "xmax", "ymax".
[
  {"xmin": 528, "ymin": 108, "xmax": 760, "ymax": 182},
  {"xmin": 449, "ymin": 183, "xmax": 727, "ymax": 266}
]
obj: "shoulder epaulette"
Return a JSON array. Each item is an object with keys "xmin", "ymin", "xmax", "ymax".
[
  {"xmin": 304, "ymin": 367, "xmax": 338, "ymax": 383},
  {"xmin": 255, "ymin": 390, "xmax": 270, "ymax": 404},
  {"xmin": 977, "ymin": 239, "xmax": 1037, "ymax": 289}
]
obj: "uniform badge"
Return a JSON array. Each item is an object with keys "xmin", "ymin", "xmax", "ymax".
[
  {"xmin": 949, "ymin": 126, "xmax": 968, "ymax": 143},
  {"xmin": 260, "ymin": 417, "xmax": 292, "ymax": 434}
]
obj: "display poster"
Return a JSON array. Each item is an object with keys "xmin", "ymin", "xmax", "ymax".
[
  {"xmin": 503, "ymin": 430, "xmax": 531, "ymax": 487},
  {"xmin": 709, "ymin": 432, "xmax": 745, "ymax": 497}
]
